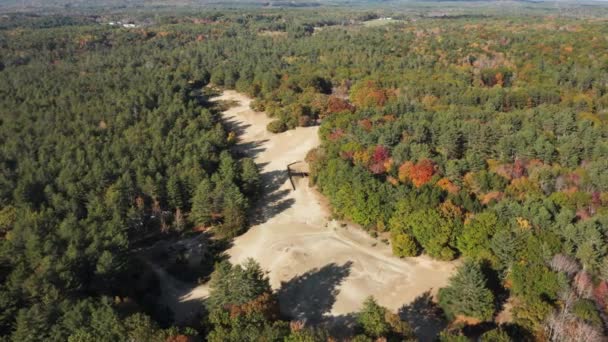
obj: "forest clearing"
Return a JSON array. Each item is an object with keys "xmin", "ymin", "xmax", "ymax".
[{"xmin": 155, "ymin": 90, "xmax": 456, "ymax": 334}]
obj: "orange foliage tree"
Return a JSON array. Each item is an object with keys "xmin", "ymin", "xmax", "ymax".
[
  {"xmin": 410, "ymin": 159, "xmax": 436, "ymax": 187},
  {"xmin": 350, "ymin": 80, "xmax": 393, "ymax": 108},
  {"xmin": 398, "ymin": 159, "xmax": 436, "ymax": 187},
  {"xmin": 398, "ymin": 161, "xmax": 414, "ymax": 183},
  {"xmin": 325, "ymin": 96, "xmax": 354, "ymax": 115},
  {"xmin": 436, "ymin": 177, "xmax": 460, "ymax": 194}
]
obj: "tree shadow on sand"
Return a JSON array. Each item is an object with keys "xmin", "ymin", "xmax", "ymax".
[
  {"xmin": 223, "ymin": 117, "xmax": 251, "ymax": 137},
  {"xmin": 323, "ymin": 313, "xmax": 358, "ymax": 339},
  {"xmin": 398, "ymin": 291, "xmax": 448, "ymax": 342},
  {"xmin": 278, "ymin": 262, "xmax": 353, "ymax": 325},
  {"xmin": 249, "ymin": 169, "xmax": 295, "ymax": 225},
  {"xmin": 233, "ymin": 139, "xmax": 267, "ymax": 159}
]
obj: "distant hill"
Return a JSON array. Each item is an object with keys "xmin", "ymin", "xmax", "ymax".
[{"xmin": 1, "ymin": 0, "xmax": 607, "ymax": 13}]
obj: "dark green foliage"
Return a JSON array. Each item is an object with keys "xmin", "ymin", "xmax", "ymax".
[
  {"xmin": 438, "ymin": 260, "xmax": 495, "ymax": 321},
  {"xmin": 0, "ymin": 16, "xmax": 256, "ymax": 339},
  {"xmin": 355, "ymin": 296, "xmax": 416, "ymax": 341},
  {"xmin": 207, "ymin": 307, "xmax": 290, "ymax": 342},
  {"xmin": 240, "ymin": 158, "xmax": 261, "ymax": 196},
  {"xmin": 479, "ymin": 328, "xmax": 512, "ymax": 342},
  {"xmin": 10, "ymin": 298, "xmax": 191, "ymax": 342},
  {"xmin": 207, "ymin": 259, "xmax": 271, "ymax": 310},
  {"xmin": 572, "ymin": 299, "xmax": 603, "ymax": 328},
  {"xmin": 267, "ymin": 120, "xmax": 288, "ymax": 134},
  {"xmin": 283, "ymin": 328, "xmax": 330, "ymax": 342},
  {"xmin": 509, "ymin": 264, "xmax": 563, "ymax": 302},
  {"xmin": 219, "ymin": 184, "xmax": 249, "ymax": 237},
  {"xmin": 357, "ymin": 297, "xmax": 391, "ymax": 338},
  {"xmin": 190, "ymin": 178, "xmax": 214, "ymax": 227}
]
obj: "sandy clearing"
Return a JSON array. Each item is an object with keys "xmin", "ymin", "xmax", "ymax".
[
  {"xmin": 199, "ymin": 91, "xmax": 454, "ymax": 314},
  {"xmin": 161, "ymin": 90, "xmax": 456, "ymax": 337}
]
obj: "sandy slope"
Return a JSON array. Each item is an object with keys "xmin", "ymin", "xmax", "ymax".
[{"xmin": 163, "ymin": 90, "xmax": 456, "ymax": 336}]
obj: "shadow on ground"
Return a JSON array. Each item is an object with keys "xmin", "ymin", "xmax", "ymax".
[
  {"xmin": 278, "ymin": 261, "xmax": 353, "ymax": 325},
  {"xmin": 223, "ymin": 116, "xmax": 251, "ymax": 137},
  {"xmin": 322, "ymin": 313, "xmax": 358, "ymax": 339},
  {"xmin": 399, "ymin": 291, "xmax": 448, "ymax": 342},
  {"xmin": 246, "ymin": 168, "xmax": 295, "ymax": 225},
  {"xmin": 234, "ymin": 139, "xmax": 267, "ymax": 158}
]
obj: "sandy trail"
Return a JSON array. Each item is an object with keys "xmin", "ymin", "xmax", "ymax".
[{"xmin": 161, "ymin": 90, "xmax": 456, "ymax": 337}]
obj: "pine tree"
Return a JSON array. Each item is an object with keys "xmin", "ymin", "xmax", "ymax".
[
  {"xmin": 357, "ymin": 297, "xmax": 390, "ymax": 338},
  {"xmin": 240, "ymin": 158, "xmax": 260, "ymax": 196},
  {"xmin": 207, "ymin": 259, "xmax": 271, "ymax": 310},
  {"xmin": 220, "ymin": 185, "xmax": 248, "ymax": 238},
  {"xmin": 190, "ymin": 178, "xmax": 214, "ymax": 227},
  {"xmin": 167, "ymin": 175, "xmax": 184, "ymax": 210},
  {"xmin": 218, "ymin": 151, "xmax": 238, "ymax": 184},
  {"xmin": 438, "ymin": 260, "xmax": 495, "ymax": 321}
]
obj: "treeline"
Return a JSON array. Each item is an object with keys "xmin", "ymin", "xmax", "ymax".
[{"xmin": 204, "ymin": 258, "xmax": 418, "ymax": 342}]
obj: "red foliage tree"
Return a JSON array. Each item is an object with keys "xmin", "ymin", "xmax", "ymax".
[
  {"xmin": 410, "ymin": 159, "xmax": 436, "ymax": 188},
  {"xmin": 512, "ymin": 159, "xmax": 526, "ymax": 179},
  {"xmin": 372, "ymin": 145, "xmax": 390, "ymax": 164},
  {"xmin": 593, "ymin": 281, "xmax": 608, "ymax": 312},
  {"xmin": 326, "ymin": 96, "xmax": 354, "ymax": 114},
  {"xmin": 369, "ymin": 145, "xmax": 390, "ymax": 174},
  {"xmin": 228, "ymin": 292, "xmax": 280, "ymax": 320}
]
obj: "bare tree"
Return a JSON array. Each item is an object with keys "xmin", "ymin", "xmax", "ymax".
[
  {"xmin": 550, "ymin": 254, "xmax": 581, "ymax": 278},
  {"xmin": 574, "ymin": 271, "xmax": 593, "ymax": 299},
  {"xmin": 570, "ymin": 321, "xmax": 603, "ymax": 342},
  {"xmin": 545, "ymin": 289, "xmax": 604, "ymax": 342}
]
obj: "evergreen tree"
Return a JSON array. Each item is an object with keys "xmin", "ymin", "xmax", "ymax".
[
  {"xmin": 190, "ymin": 178, "xmax": 214, "ymax": 227},
  {"xmin": 219, "ymin": 185, "xmax": 248, "ymax": 237},
  {"xmin": 240, "ymin": 158, "xmax": 260, "ymax": 196},
  {"xmin": 207, "ymin": 259, "xmax": 271, "ymax": 310},
  {"xmin": 167, "ymin": 175, "xmax": 185, "ymax": 210},
  {"xmin": 357, "ymin": 297, "xmax": 390, "ymax": 338},
  {"xmin": 355, "ymin": 296, "xmax": 416, "ymax": 341},
  {"xmin": 438, "ymin": 260, "xmax": 495, "ymax": 321}
]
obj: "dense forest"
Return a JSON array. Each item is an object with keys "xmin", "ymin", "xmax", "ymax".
[{"xmin": 1, "ymin": 5, "xmax": 608, "ymax": 341}]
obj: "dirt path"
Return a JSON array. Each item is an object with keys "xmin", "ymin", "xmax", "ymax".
[{"xmin": 160, "ymin": 90, "xmax": 456, "ymax": 337}]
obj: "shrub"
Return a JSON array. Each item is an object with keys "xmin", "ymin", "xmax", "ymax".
[{"xmin": 267, "ymin": 119, "xmax": 288, "ymax": 133}]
